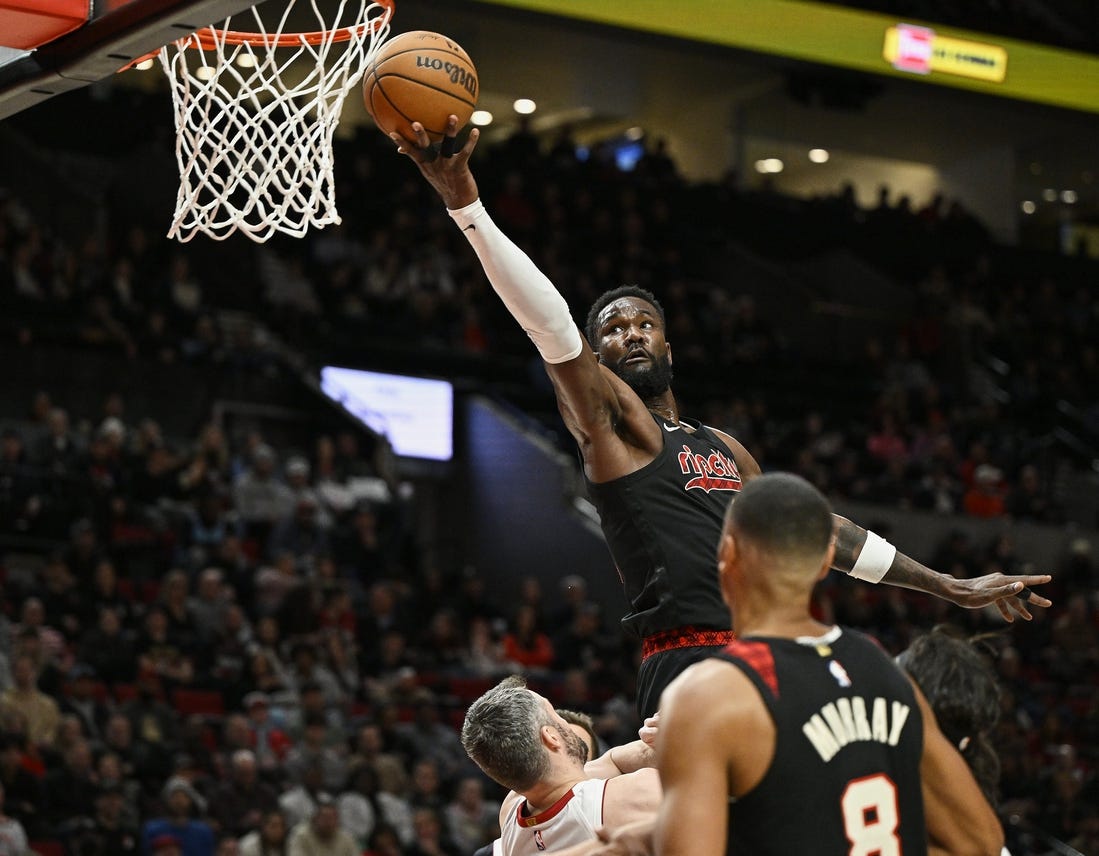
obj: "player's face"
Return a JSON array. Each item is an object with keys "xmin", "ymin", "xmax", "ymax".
[{"xmin": 595, "ymin": 298, "xmax": 673, "ymax": 398}]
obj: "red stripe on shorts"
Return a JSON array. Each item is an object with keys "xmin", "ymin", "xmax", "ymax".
[{"xmin": 641, "ymin": 626, "xmax": 734, "ymax": 660}]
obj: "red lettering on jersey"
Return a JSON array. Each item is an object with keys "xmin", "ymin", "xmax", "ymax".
[{"xmin": 677, "ymin": 445, "xmax": 742, "ymax": 493}]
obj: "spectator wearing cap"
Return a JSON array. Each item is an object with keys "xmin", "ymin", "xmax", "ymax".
[
  {"xmin": 61, "ymin": 662, "xmax": 110, "ymax": 741},
  {"xmin": 242, "ymin": 693, "xmax": 291, "ymax": 773},
  {"xmin": 142, "ymin": 776, "xmax": 215, "ymax": 856},
  {"xmin": 0, "ymin": 653, "xmax": 60, "ymax": 750},
  {"xmin": 209, "ymin": 750, "xmax": 280, "ymax": 839},
  {"xmin": 233, "ymin": 445, "xmax": 294, "ymax": 542},
  {"xmin": 286, "ymin": 795, "xmax": 357, "ymax": 856}
]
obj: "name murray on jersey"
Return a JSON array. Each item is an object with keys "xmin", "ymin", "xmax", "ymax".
[{"xmin": 802, "ymin": 696, "xmax": 912, "ymax": 763}]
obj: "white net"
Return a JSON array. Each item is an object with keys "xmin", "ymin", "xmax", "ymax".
[{"xmin": 157, "ymin": 0, "xmax": 393, "ymax": 242}]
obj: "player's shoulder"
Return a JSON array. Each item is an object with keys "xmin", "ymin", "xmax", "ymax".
[
  {"xmin": 705, "ymin": 426, "xmax": 762, "ymax": 478},
  {"xmin": 661, "ymin": 656, "xmax": 757, "ymax": 716}
]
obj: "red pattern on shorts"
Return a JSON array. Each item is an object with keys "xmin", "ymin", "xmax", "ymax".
[{"xmin": 641, "ymin": 626, "xmax": 735, "ymax": 660}]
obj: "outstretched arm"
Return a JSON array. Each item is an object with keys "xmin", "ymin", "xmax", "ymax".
[
  {"xmin": 391, "ymin": 117, "xmax": 661, "ymax": 481},
  {"xmin": 831, "ymin": 514, "xmax": 1052, "ymax": 621},
  {"xmin": 710, "ymin": 427, "xmax": 1051, "ymax": 622}
]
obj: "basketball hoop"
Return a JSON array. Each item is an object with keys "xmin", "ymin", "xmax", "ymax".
[{"xmin": 138, "ymin": 0, "xmax": 394, "ymax": 243}]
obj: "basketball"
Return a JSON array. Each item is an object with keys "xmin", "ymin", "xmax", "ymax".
[{"xmin": 363, "ymin": 30, "xmax": 479, "ymax": 144}]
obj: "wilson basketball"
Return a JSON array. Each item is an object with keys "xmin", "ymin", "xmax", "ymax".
[{"xmin": 364, "ymin": 30, "xmax": 478, "ymax": 143}]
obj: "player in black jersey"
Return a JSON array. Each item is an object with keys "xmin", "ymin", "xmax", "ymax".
[
  {"xmin": 392, "ymin": 118, "xmax": 1052, "ymax": 717},
  {"xmin": 654, "ymin": 474, "xmax": 1003, "ymax": 856}
]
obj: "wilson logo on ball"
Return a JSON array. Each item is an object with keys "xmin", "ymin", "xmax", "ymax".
[{"xmin": 414, "ymin": 57, "xmax": 478, "ymax": 97}]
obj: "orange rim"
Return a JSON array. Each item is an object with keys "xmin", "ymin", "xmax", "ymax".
[{"xmin": 119, "ymin": 0, "xmax": 394, "ymax": 71}]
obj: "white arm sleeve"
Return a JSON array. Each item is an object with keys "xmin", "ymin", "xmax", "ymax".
[{"xmin": 448, "ymin": 199, "xmax": 584, "ymax": 364}]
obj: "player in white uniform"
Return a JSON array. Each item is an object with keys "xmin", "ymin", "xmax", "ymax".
[
  {"xmin": 462, "ymin": 676, "xmax": 659, "ymax": 856},
  {"xmin": 499, "ymin": 777, "xmax": 609, "ymax": 855}
]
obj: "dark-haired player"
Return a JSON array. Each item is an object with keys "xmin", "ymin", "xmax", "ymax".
[
  {"xmin": 654, "ymin": 473, "xmax": 1003, "ymax": 855},
  {"xmin": 392, "ymin": 118, "xmax": 1052, "ymax": 718}
]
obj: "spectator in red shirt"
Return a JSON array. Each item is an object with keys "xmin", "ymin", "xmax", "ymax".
[
  {"xmin": 963, "ymin": 464, "xmax": 1007, "ymax": 518},
  {"xmin": 500, "ymin": 605, "xmax": 553, "ymax": 671}
]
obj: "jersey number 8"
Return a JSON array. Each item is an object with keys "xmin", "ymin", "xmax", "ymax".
[{"xmin": 841, "ymin": 774, "xmax": 900, "ymax": 856}]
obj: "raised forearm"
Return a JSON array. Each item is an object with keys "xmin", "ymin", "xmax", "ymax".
[
  {"xmin": 586, "ymin": 739, "xmax": 656, "ymax": 778},
  {"xmin": 449, "ymin": 200, "xmax": 583, "ymax": 364},
  {"xmin": 832, "ymin": 515, "xmax": 959, "ymax": 600}
]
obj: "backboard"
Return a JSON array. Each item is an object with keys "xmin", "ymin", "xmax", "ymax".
[{"xmin": 0, "ymin": 0, "xmax": 260, "ymax": 119}]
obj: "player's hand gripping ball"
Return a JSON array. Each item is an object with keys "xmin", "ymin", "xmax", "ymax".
[{"xmin": 363, "ymin": 30, "xmax": 478, "ymax": 144}]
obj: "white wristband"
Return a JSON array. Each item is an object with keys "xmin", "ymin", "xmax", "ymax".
[
  {"xmin": 448, "ymin": 199, "xmax": 583, "ymax": 364},
  {"xmin": 849, "ymin": 531, "xmax": 896, "ymax": 584}
]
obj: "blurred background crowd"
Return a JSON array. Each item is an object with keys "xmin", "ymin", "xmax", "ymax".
[{"xmin": 0, "ymin": 78, "xmax": 1097, "ymax": 856}]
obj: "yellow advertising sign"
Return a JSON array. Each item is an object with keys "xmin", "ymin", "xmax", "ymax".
[
  {"xmin": 477, "ymin": 0, "xmax": 1099, "ymax": 114},
  {"xmin": 883, "ymin": 24, "xmax": 1007, "ymax": 83}
]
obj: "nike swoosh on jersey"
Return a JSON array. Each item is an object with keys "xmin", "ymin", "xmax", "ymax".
[
  {"xmin": 464, "ymin": 224, "xmax": 477, "ymax": 232},
  {"xmin": 663, "ymin": 423, "xmax": 681, "ymax": 431}
]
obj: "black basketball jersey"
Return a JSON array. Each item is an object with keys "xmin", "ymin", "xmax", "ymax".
[
  {"xmin": 716, "ymin": 628, "xmax": 927, "ymax": 856},
  {"xmin": 583, "ymin": 414, "xmax": 742, "ymax": 638}
]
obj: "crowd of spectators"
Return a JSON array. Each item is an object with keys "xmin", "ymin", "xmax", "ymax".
[
  {"xmin": 5, "ymin": 92, "xmax": 1098, "ymax": 530},
  {"xmin": 0, "ymin": 85, "xmax": 1097, "ymax": 854}
]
